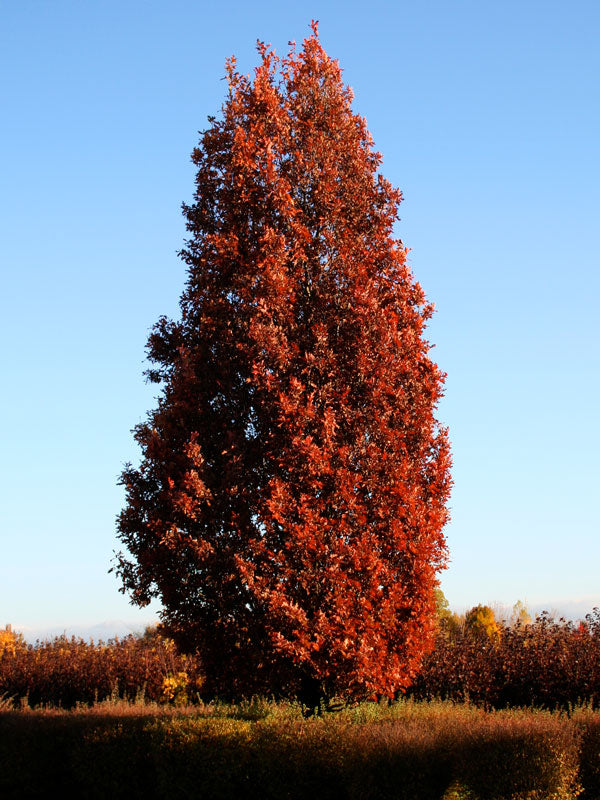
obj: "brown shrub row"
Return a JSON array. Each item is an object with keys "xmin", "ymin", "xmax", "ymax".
[
  {"xmin": 3, "ymin": 610, "xmax": 600, "ymax": 711},
  {"xmin": 409, "ymin": 610, "xmax": 600, "ymax": 710},
  {"xmin": 0, "ymin": 629, "xmax": 203, "ymax": 708}
]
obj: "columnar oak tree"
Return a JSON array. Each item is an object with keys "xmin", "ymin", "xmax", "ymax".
[{"xmin": 115, "ymin": 23, "xmax": 452, "ymax": 703}]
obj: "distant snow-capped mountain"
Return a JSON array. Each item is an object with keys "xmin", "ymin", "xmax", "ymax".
[
  {"xmin": 12, "ymin": 619, "xmax": 158, "ymax": 643},
  {"xmin": 10, "ymin": 598, "xmax": 600, "ymax": 644}
]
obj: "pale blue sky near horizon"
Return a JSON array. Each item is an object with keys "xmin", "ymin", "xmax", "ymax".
[{"xmin": 1, "ymin": 0, "xmax": 599, "ymax": 635}]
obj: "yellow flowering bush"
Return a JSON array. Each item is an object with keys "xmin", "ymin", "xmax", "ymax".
[
  {"xmin": 161, "ymin": 672, "xmax": 190, "ymax": 706},
  {"xmin": 0, "ymin": 625, "xmax": 24, "ymax": 657}
]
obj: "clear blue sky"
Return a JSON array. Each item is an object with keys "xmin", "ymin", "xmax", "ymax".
[{"xmin": 2, "ymin": 0, "xmax": 598, "ymax": 633}]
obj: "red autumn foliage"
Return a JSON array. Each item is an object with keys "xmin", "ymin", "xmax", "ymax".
[
  {"xmin": 114, "ymin": 23, "xmax": 452, "ymax": 702},
  {"xmin": 409, "ymin": 609, "xmax": 600, "ymax": 710},
  {"xmin": 0, "ymin": 631, "xmax": 202, "ymax": 708}
]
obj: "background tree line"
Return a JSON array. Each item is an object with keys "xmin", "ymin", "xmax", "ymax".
[{"xmin": 4, "ymin": 602, "xmax": 600, "ymax": 711}]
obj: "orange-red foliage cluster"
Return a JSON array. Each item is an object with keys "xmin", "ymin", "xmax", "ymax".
[
  {"xmin": 115, "ymin": 22, "xmax": 451, "ymax": 703},
  {"xmin": 409, "ymin": 609, "xmax": 600, "ymax": 710},
  {"xmin": 0, "ymin": 630, "xmax": 202, "ymax": 708}
]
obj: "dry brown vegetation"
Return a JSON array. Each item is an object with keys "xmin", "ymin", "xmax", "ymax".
[
  {"xmin": 409, "ymin": 609, "xmax": 600, "ymax": 711},
  {"xmin": 1, "ymin": 698, "xmax": 594, "ymax": 799},
  {"xmin": 4, "ymin": 613, "xmax": 600, "ymax": 797},
  {"xmin": 0, "ymin": 625, "xmax": 202, "ymax": 708}
]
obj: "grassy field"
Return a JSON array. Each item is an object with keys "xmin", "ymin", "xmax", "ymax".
[{"xmin": 2, "ymin": 697, "xmax": 599, "ymax": 799}]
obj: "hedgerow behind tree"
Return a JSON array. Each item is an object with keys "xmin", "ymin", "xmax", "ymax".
[{"xmin": 114, "ymin": 22, "xmax": 452, "ymax": 705}]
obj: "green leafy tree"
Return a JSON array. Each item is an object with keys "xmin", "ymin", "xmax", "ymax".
[{"xmin": 434, "ymin": 589, "xmax": 463, "ymax": 638}]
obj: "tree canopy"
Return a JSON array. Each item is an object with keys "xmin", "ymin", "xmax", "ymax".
[{"xmin": 115, "ymin": 23, "xmax": 452, "ymax": 704}]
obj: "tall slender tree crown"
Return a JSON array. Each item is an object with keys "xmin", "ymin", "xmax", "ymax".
[{"xmin": 115, "ymin": 23, "xmax": 452, "ymax": 701}]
